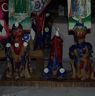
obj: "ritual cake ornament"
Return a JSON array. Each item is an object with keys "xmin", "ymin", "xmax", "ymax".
[
  {"xmin": 43, "ymin": 28, "xmax": 65, "ymax": 79},
  {"xmin": 69, "ymin": 19, "xmax": 95, "ymax": 80},
  {"xmin": 6, "ymin": 22, "xmax": 33, "ymax": 79}
]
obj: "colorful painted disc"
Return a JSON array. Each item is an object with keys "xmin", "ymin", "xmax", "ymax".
[
  {"xmin": 2, "ymin": 3, "xmax": 8, "ymax": 12},
  {"xmin": 22, "ymin": 33, "xmax": 30, "ymax": 42}
]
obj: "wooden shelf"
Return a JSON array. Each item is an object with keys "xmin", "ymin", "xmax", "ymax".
[{"xmin": 0, "ymin": 79, "xmax": 95, "ymax": 87}]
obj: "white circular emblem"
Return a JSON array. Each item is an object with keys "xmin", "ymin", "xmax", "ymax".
[
  {"xmin": 15, "ymin": 43, "xmax": 19, "ymax": 48},
  {"xmin": 45, "ymin": 27, "xmax": 49, "ymax": 32},
  {"xmin": 23, "ymin": 42, "xmax": 28, "ymax": 47},
  {"xmin": 46, "ymin": 13, "xmax": 50, "ymax": 17},
  {"xmin": 59, "ymin": 68, "xmax": 65, "ymax": 73},
  {"xmin": 6, "ymin": 43, "xmax": 11, "ymax": 48},
  {"xmin": 44, "ymin": 68, "xmax": 49, "ymax": 73}
]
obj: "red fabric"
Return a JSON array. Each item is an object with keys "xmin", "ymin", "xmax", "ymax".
[
  {"xmin": 31, "ymin": 12, "xmax": 45, "ymax": 33},
  {"xmin": 50, "ymin": 36, "xmax": 63, "ymax": 64},
  {"xmin": 79, "ymin": 63, "xmax": 84, "ymax": 69},
  {"xmin": 12, "ymin": 40, "xmax": 23, "ymax": 55},
  {"xmin": 35, "ymin": 13, "xmax": 44, "ymax": 33},
  {"xmin": 0, "ymin": 1, "xmax": 10, "ymax": 41}
]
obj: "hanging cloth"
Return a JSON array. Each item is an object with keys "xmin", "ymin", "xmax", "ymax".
[
  {"xmin": 35, "ymin": 13, "xmax": 45, "ymax": 33},
  {"xmin": 0, "ymin": 20, "xmax": 10, "ymax": 41}
]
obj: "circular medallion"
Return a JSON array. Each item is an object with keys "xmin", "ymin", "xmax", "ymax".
[
  {"xmin": 59, "ymin": 68, "xmax": 65, "ymax": 74},
  {"xmin": 15, "ymin": 43, "xmax": 19, "ymax": 48},
  {"xmin": 45, "ymin": 27, "xmax": 49, "ymax": 32},
  {"xmin": 2, "ymin": 3, "xmax": 8, "ymax": 12},
  {"xmin": 23, "ymin": 42, "xmax": 28, "ymax": 47},
  {"xmin": 34, "ymin": 0, "xmax": 43, "ymax": 12},
  {"xmin": 6, "ymin": 43, "xmax": 11, "ymax": 48},
  {"xmin": 22, "ymin": 33, "xmax": 30, "ymax": 42},
  {"xmin": 44, "ymin": 68, "xmax": 49, "ymax": 73}
]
